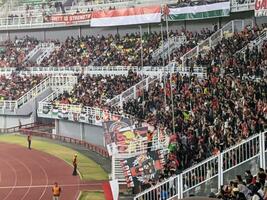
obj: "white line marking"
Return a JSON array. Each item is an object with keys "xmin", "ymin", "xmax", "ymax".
[{"xmin": 0, "ymin": 183, "xmax": 102, "ymax": 189}]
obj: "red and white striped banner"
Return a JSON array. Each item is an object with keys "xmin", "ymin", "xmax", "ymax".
[{"xmin": 91, "ymin": 5, "xmax": 161, "ymax": 27}]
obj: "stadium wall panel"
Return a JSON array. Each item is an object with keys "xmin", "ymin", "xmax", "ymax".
[
  {"xmin": 0, "ymin": 114, "xmax": 34, "ymax": 129},
  {"xmin": 57, "ymin": 120, "xmax": 104, "ymax": 146}
]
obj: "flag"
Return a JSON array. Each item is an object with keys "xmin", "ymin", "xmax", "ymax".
[
  {"xmin": 168, "ymin": 1, "xmax": 230, "ymax": 21},
  {"xmin": 91, "ymin": 5, "xmax": 161, "ymax": 27}
]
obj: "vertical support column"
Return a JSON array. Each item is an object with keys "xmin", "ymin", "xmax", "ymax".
[
  {"xmin": 55, "ymin": 119, "xmax": 59, "ymax": 135},
  {"xmin": 146, "ymin": 77, "xmax": 149, "ymax": 91},
  {"xmin": 133, "ymin": 86, "xmax": 137, "ymax": 99},
  {"xmin": 119, "ymin": 95, "xmax": 123, "ymax": 109},
  {"xmin": 111, "ymin": 156, "xmax": 116, "ymax": 180},
  {"xmin": 179, "ymin": 174, "xmax": 183, "ymax": 199},
  {"xmin": 263, "ymin": 132, "xmax": 266, "ymax": 170},
  {"xmin": 218, "ymin": 154, "xmax": 224, "ymax": 190},
  {"xmin": 80, "ymin": 122, "xmax": 85, "ymax": 141},
  {"xmin": 259, "ymin": 133, "xmax": 265, "ymax": 170}
]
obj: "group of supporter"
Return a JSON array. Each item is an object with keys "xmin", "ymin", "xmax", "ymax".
[
  {"xmin": 0, "ymin": 74, "xmax": 44, "ymax": 100},
  {"xmin": 0, "ymin": 36, "xmax": 39, "ymax": 68},
  {"xmin": 52, "ymin": 71, "xmax": 142, "ymax": 108},
  {"xmin": 122, "ymin": 24, "xmax": 267, "ymax": 174},
  {"xmin": 141, "ymin": 168, "xmax": 267, "ymax": 200},
  {"xmin": 0, "ymin": 27, "xmax": 214, "ymax": 68},
  {"xmin": 215, "ymin": 169, "xmax": 267, "ymax": 200}
]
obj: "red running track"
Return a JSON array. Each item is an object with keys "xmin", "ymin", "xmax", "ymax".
[{"xmin": 0, "ymin": 143, "xmax": 104, "ymax": 200}]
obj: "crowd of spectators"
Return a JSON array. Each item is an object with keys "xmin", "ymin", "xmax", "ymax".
[
  {"xmin": 0, "ymin": 36, "xmax": 39, "ymax": 68},
  {"xmin": 0, "ymin": 27, "xmax": 216, "ymax": 69},
  {"xmin": 52, "ymin": 71, "xmax": 142, "ymax": 108},
  {"xmin": 0, "ymin": 74, "xmax": 44, "ymax": 100},
  {"xmin": 122, "ymin": 25, "xmax": 267, "ymax": 173},
  {"xmin": 215, "ymin": 169, "xmax": 267, "ymax": 200},
  {"xmin": 141, "ymin": 168, "xmax": 267, "ymax": 200}
]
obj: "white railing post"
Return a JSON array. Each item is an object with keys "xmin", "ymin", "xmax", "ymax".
[
  {"xmin": 178, "ymin": 173, "xmax": 183, "ymax": 199},
  {"xmin": 259, "ymin": 132, "xmax": 265, "ymax": 170},
  {"xmin": 218, "ymin": 153, "xmax": 224, "ymax": 191},
  {"xmin": 232, "ymin": 20, "xmax": 235, "ymax": 33}
]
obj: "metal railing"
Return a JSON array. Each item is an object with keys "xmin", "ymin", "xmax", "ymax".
[
  {"xmin": 36, "ymin": 43, "xmax": 55, "ymax": 65},
  {"xmin": 106, "ymin": 64, "xmax": 207, "ymax": 108},
  {"xmin": 106, "ymin": 75, "xmax": 161, "ymax": 107},
  {"xmin": 235, "ymin": 29, "xmax": 267, "ymax": 59},
  {"xmin": 134, "ymin": 130, "xmax": 267, "ymax": 200},
  {"xmin": 181, "ymin": 20, "xmax": 252, "ymax": 67},
  {"xmin": 231, "ymin": 0, "xmax": 255, "ymax": 12},
  {"xmin": 0, "ymin": 75, "xmax": 77, "ymax": 113},
  {"xmin": 0, "ymin": 2, "xmax": 255, "ymax": 30},
  {"xmin": 37, "ymin": 102, "xmax": 126, "ymax": 126},
  {"xmin": 19, "ymin": 128, "xmax": 109, "ymax": 158},
  {"xmin": 111, "ymin": 133, "xmax": 169, "ymax": 184},
  {"xmin": 152, "ymin": 36, "xmax": 187, "ymax": 60}
]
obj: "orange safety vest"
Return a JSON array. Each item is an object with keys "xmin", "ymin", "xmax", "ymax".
[{"xmin": 52, "ymin": 186, "xmax": 61, "ymax": 196}]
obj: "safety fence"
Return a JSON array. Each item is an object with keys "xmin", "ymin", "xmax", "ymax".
[
  {"xmin": 19, "ymin": 128, "xmax": 109, "ymax": 158},
  {"xmin": 181, "ymin": 19, "xmax": 253, "ymax": 67},
  {"xmin": 0, "ymin": 75, "xmax": 77, "ymax": 114},
  {"xmin": 134, "ymin": 130, "xmax": 266, "ymax": 200}
]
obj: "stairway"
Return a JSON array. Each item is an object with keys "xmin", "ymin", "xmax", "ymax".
[
  {"xmin": 180, "ymin": 20, "xmax": 252, "ymax": 67},
  {"xmin": 235, "ymin": 29, "xmax": 267, "ymax": 59},
  {"xmin": 24, "ymin": 43, "xmax": 55, "ymax": 64},
  {"xmin": 152, "ymin": 36, "xmax": 187, "ymax": 61}
]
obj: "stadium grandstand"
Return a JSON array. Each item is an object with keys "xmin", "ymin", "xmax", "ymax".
[{"xmin": 0, "ymin": 0, "xmax": 266, "ymax": 200}]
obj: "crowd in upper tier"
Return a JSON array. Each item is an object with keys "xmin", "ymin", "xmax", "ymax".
[{"xmin": 0, "ymin": 27, "xmax": 216, "ymax": 68}]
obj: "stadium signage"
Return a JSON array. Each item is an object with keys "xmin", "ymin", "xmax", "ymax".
[
  {"xmin": 255, "ymin": 0, "xmax": 267, "ymax": 16},
  {"xmin": 51, "ymin": 13, "xmax": 92, "ymax": 23}
]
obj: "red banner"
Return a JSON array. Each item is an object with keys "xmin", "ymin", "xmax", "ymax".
[
  {"xmin": 51, "ymin": 12, "xmax": 92, "ymax": 23},
  {"xmin": 255, "ymin": 0, "xmax": 267, "ymax": 17}
]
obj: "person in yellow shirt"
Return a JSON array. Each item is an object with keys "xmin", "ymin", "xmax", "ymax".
[{"xmin": 52, "ymin": 182, "xmax": 61, "ymax": 200}]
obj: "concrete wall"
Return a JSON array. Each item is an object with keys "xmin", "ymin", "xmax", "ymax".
[
  {"xmin": 57, "ymin": 119, "xmax": 104, "ymax": 146},
  {"xmin": 0, "ymin": 114, "xmax": 34, "ymax": 129}
]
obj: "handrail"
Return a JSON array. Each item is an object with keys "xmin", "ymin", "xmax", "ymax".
[
  {"xmin": 0, "ymin": 75, "xmax": 77, "ymax": 113},
  {"xmin": 19, "ymin": 128, "xmax": 109, "ymax": 158},
  {"xmin": 180, "ymin": 20, "xmax": 249, "ymax": 67},
  {"xmin": 134, "ymin": 130, "xmax": 267, "ymax": 199},
  {"xmin": 0, "ymin": 122, "xmax": 40, "ymax": 133},
  {"xmin": 235, "ymin": 29, "xmax": 267, "ymax": 57},
  {"xmin": 106, "ymin": 75, "xmax": 161, "ymax": 107}
]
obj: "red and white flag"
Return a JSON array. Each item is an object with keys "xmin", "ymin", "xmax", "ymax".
[{"xmin": 91, "ymin": 5, "xmax": 161, "ymax": 27}]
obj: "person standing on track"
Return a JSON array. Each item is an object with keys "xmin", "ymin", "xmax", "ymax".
[
  {"xmin": 27, "ymin": 134, "xmax": 32, "ymax": 150},
  {"xmin": 52, "ymin": 182, "xmax": 61, "ymax": 200},
  {"xmin": 72, "ymin": 154, "xmax": 78, "ymax": 176}
]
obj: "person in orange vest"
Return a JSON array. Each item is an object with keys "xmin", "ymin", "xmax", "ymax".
[
  {"xmin": 52, "ymin": 182, "xmax": 61, "ymax": 200},
  {"xmin": 72, "ymin": 154, "xmax": 78, "ymax": 176},
  {"xmin": 27, "ymin": 134, "xmax": 32, "ymax": 150}
]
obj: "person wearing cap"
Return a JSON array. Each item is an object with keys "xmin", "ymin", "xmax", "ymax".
[
  {"xmin": 52, "ymin": 182, "xmax": 61, "ymax": 200},
  {"xmin": 72, "ymin": 154, "xmax": 78, "ymax": 176}
]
